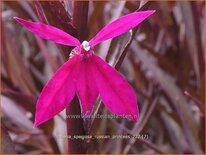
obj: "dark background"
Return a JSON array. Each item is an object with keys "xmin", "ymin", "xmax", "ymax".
[{"xmin": 1, "ymin": 1, "xmax": 205, "ymax": 154}]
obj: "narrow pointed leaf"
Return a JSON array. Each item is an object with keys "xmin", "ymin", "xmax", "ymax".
[
  {"xmin": 75, "ymin": 56, "xmax": 98, "ymax": 117},
  {"xmin": 14, "ymin": 17, "xmax": 80, "ymax": 47},
  {"xmin": 89, "ymin": 10, "xmax": 155, "ymax": 46},
  {"xmin": 34, "ymin": 56, "xmax": 79, "ymax": 127},
  {"xmin": 92, "ymin": 54, "xmax": 138, "ymax": 121}
]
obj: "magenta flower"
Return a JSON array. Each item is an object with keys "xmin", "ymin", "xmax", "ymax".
[{"xmin": 14, "ymin": 10, "xmax": 155, "ymax": 127}]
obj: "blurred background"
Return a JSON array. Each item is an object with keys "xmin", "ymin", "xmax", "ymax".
[{"xmin": 1, "ymin": 1, "xmax": 205, "ymax": 154}]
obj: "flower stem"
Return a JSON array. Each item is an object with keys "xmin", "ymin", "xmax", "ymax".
[{"xmin": 66, "ymin": 1, "xmax": 89, "ymax": 154}]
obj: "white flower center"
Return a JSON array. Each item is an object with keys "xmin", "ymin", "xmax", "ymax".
[{"xmin": 82, "ymin": 40, "xmax": 90, "ymax": 51}]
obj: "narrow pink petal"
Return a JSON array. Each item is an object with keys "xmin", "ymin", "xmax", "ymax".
[
  {"xmin": 89, "ymin": 10, "xmax": 155, "ymax": 47},
  {"xmin": 14, "ymin": 17, "xmax": 80, "ymax": 47},
  {"xmin": 92, "ymin": 54, "xmax": 139, "ymax": 121},
  {"xmin": 34, "ymin": 56, "xmax": 79, "ymax": 127},
  {"xmin": 75, "ymin": 55, "xmax": 98, "ymax": 118}
]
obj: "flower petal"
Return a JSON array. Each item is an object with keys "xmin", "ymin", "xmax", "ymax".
[
  {"xmin": 89, "ymin": 10, "xmax": 155, "ymax": 47},
  {"xmin": 14, "ymin": 17, "xmax": 80, "ymax": 47},
  {"xmin": 34, "ymin": 56, "xmax": 79, "ymax": 127},
  {"xmin": 92, "ymin": 54, "xmax": 139, "ymax": 121},
  {"xmin": 75, "ymin": 55, "xmax": 98, "ymax": 118}
]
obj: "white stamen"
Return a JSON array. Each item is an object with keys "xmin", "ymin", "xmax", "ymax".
[{"xmin": 82, "ymin": 40, "xmax": 91, "ymax": 51}]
